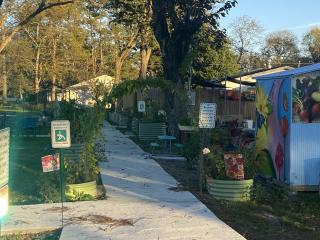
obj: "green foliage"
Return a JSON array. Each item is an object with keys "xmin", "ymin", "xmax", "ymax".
[
  {"xmin": 303, "ymin": 27, "xmax": 320, "ymax": 62},
  {"xmin": 251, "ymin": 176, "xmax": 288, "ymax": 204},
  {"xmin": 38, "ymin": 173, "xmax": 61, "ymax": 203},
  {"xmin": 179, "ymin": 117, "xmax": 193, "ymax": 126},
  {"xmin": 192, "ymin": 25, "xmax": 239, "ymax": 81},
  {"xmin": 106, "ymin": 77, "xmax": 172, "ymax": 102},
  {"xmin": 58, "ymin": 101, "xmax": 105, "ymax": 185},
  {"xmin": 66, "ymin": 189, "xmax": 95, "ymax": 202},
  {"xmin": 58, "ymin": 100, "xmax": 105, "ymax": 143},
  {"xmin": 182, "ymin": 132, "xmax": 200, "ymax": 169}
]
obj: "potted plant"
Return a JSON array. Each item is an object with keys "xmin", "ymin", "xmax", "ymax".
[
  {"xmin": 64, "ymin": 142, "xmax": 101, "ymax": 201},
  {"xmin": 205, "ymin": 138, "xmax": 257, "ymax": 201}
]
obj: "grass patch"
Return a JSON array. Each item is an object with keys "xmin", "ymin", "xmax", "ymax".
[
  {"xmin": 0, "ymin": 228, "xmax": 62, "ymax": 240},
  {"xmin": 9, "ymin": 137, "xmax": 58, "ymax": 205}
]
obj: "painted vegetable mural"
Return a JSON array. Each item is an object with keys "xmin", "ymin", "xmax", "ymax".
[
  {"xmin": 255, "ymin": 79, "xmax": 290, "ymax": 181},
  {"xmin": 292, "ymin": 74, "xmax": 320, "ymax": 123}
]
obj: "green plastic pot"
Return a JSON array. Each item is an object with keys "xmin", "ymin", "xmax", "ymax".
[
  {"xmin": 206, "ymin": 178, "xmax": 253, "ymax": 201},
  {"xmin": 66, "ymin": 180, "xmax": 97, "ymax": 199}
]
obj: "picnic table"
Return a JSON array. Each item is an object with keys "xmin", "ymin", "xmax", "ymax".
[{"xmin": 158, "ymin": 135, "xmax": 176, "ymax": 153}]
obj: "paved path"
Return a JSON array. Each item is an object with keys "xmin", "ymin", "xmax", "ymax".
[
  {"xmin": 71, "ymin": 122, "xmax": 244, "ymax": 240},
  {"xmin": 2, "ymin": 122, "xmax": 245, "ymax": 240}
]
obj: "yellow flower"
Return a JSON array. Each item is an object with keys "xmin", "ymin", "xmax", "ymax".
[
  {"xmin": 256, "ymin": 84, "xmax": 271, "ymax": 118},
  {"xmin": 255, "ymin": 124, "xmax": 268, "ymax": 155}
]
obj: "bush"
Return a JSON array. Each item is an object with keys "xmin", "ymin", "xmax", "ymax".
[
  {"xmin": 57, "ymin": 101, "xmax": 105, "ymax": 185},
  {"xmin": 182, "ymin": 132, "xmax": 200, "ymax": 168},
  {"xmin": 251, "ymin": 175, "xmax": 288, "ymax": 203}
]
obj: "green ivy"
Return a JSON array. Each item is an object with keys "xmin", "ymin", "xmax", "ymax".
[{"xmin": 106, "ymin": 77, "xmax": 173, "ymax": 102}]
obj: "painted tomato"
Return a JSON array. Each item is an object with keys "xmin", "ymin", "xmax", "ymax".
[
  {"xmin": 275, "ymin": 143, "xmax": 284, "ymax": 180},
  {"xmin": 280, "ymin": 117, "xmax": 289, "ymax": 137}
]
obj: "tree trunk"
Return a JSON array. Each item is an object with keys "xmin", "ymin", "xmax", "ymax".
[
  {"xmin": 35, "ymin": 23, "xmax": 41, "ymax": 94},
  {"xmin": 92, "ymin": 46, "xmax": 96, "ymax": 76},
  {"xmin": 115, "ymin": 59, "xmax": 123, "ymax": 84},
  {"xmin": 99, "ymin": 42, "xmax": 104, "ymax": 73},
  {"xmin": 1, "ymin": 53, "xmax": 7, "ymax": 104},
  {"xmin": 139, "ymin": 48, "xmax": 152, "ymax": 79},
  {"xmin": 51, "ymin": 37, "xmax": 57, "ymax": 102}
]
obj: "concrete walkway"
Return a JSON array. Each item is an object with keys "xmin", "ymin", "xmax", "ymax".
[{"xmin": 2, "ymin": 122, "xmax": 245, "ymax": 240}]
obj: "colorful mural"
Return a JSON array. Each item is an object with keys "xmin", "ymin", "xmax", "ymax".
[
  {"xmin": 292, "ymin": 71, "xmax": 320, "ymax": 123},
  {"xmin": 255, "ymin": 79, "xmax": 291, "ymax": 181}
]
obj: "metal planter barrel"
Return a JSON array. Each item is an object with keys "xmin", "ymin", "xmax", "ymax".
[
  {"xmin": 206, "ymin": 178, "xmax": 253, "ymax": 201},
  {"xmin": 66, "ymin": 180, "xmax": 97, "ymax": 199}
]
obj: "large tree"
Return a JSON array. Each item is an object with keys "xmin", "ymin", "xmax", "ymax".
[
  {"xmin": 0, "ymin": 0, "xmax": 74, "ymax": 54},
  {"xmin": 151, "ymin": 0, "xmax": 236, "ymax": 83},
  {"xmin": 106, "ymin": 0, "xmax": 157, "ymax": 80},
  {"xmin": 303, "ymin": 27, "xmax": 320, "ymax": 63},
  {"xmin": 192, "ymin": 25, "xmax": 239, "ymax": 81},
  {"xmin": 262, "ymin": 30, "xmax": 300, "ymax": 66},
  {"xmin": 151, "ymin": 0, "xmax": 237, "ymax": 132}
]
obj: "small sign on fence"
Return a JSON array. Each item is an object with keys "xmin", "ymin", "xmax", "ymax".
[
  {"xmin": 199, "ymin": 103, "xmax": 216, "ymax": 129},
  {"xmin": 51, "ymin": 120, "xmax": 71, "ymax": 148},
  {"xmin": 41, "ymin": 154, "xmax": 60, "ymax": 173},
  {"xmin": 137, "ymin": 101, "xmax": 146, "ymax": 112}
]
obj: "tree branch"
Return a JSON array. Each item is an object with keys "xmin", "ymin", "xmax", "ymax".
[{"xmin": 0, "ymin": 0, "xmax": 74, "ymax": 53}]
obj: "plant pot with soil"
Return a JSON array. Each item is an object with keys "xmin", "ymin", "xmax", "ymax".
[
  {"xmin": 64, "ymin": 143, "xmax": 100, "ymax": 201},
  {"xmin": 205, "ymin": 146, "xmax": 257, "ymax": 201}
]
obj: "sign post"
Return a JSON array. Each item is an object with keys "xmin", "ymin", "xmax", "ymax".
[
  {"xmin": 198, "ymin": 103, "xmax": 216, "ymax": 193},
  {"xmin": 51, "ymin": 120, "xmax": 71, "ymax": 228},
  {"xmin": 0, "ymin": 128, "xmax": 10, "ymax": 236}
]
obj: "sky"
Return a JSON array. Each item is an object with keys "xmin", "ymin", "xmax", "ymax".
[{"xmin": 220, "ymin": 0, "xmax": 320, "ymax": 40}]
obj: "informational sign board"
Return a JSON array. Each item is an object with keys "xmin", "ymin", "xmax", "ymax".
[
  {"xmin": 0, "ymin": 185, "xmax": 8, "ymax": 219},
  {"xmin": 224, "ymin": 153, "xmax": 244, "ymax": 180},
  {"xmin": 137, "ymin": 101, "xmax": 146, "ymax": 112},
  {"xmin": 42, "ymin": 154, "xmax": 60, "ymax": 173},
  {"xmin": 0, "ymin": 128, "xmax": 10, "ymax": 189},
  {"xmin": 199, "ymin": 103, "xmax": 216, "ymax": 128},
  {"xmin": 51, "ymin": 120, "xmax": 71, "ymax": 149}
]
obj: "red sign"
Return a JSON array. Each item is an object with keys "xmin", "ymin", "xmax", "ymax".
[
  {"xmin": 41, "ymin": 154, "xmax": 60, "ymax": 173},
  {"xmin": 224, "ymin": 153, "xmax": 244, "ymax": 180}
]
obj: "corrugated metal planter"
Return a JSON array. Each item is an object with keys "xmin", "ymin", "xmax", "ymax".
[
  {"xmin": 206, "ymin": 178, "xmax": 253, "ymax": 201},
  {"xmin": 66, "ymin": 181, "xmax": 97, "ymax": 199}
]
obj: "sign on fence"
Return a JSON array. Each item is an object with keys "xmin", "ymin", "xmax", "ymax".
[
  {"xmin": 199, "ymin": 103, "xmax": 216, "ymax": 129},
  {"xmin": 0, "ymin": 128, "xmax": 9, "ymax": 219},
  {"xmin": 137, "ymin": 101, "xmax": 146, "ymax": 112},
  {"xmin": 42, "ymin": 154, "xmax": 60, "ymax": 173},
  {"xmin": 51, "ymin": 121, "xmax": 71, "ymax": 149}
]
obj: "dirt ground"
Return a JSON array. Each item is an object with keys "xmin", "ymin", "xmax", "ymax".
[{"xmin": 155, "ymin": 159, "xmax": 320, "ymax": 240}]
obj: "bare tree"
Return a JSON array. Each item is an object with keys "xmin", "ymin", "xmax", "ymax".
[{"xmin": 229, "ymin": 15, "xmax": 263, "ymax": 64}]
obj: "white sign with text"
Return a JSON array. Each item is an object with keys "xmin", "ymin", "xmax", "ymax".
[{"xmin": 199, "ymin": 103, "xmax": 216, "ymax": 129}]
